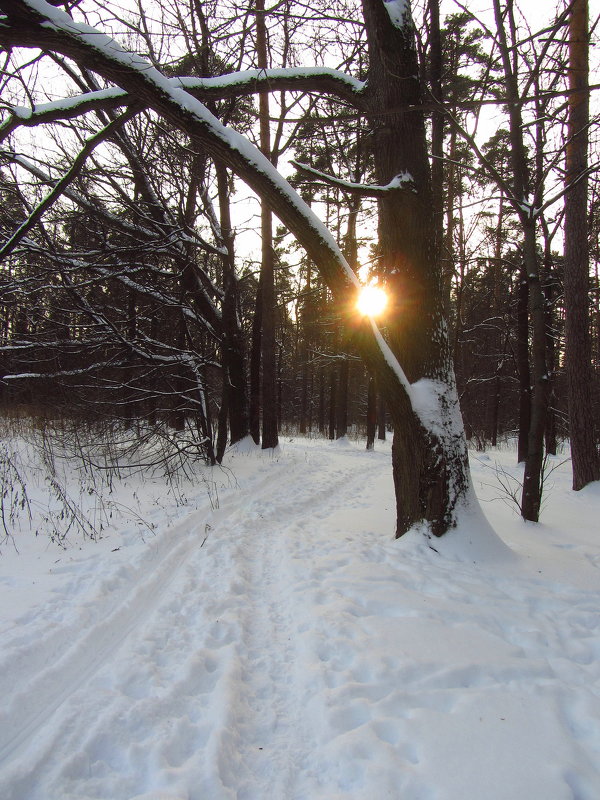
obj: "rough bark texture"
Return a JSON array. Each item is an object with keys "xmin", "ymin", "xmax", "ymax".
[
  {"xmin": 563, "ymin": 0, "xmax": 600, "ymax": 489},
  {"xmin": 361, "ymin": 0, "xmax": 470, "ymax": 536}
]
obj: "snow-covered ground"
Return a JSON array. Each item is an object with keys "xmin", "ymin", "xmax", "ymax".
[{"xmin": 1, "ymin": 432, "xmax": 599, "ymax": 800}]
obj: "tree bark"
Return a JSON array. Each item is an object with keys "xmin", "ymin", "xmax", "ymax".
[
  {"xmin": 328, "ymin": 365, "xmax": 337, "ymax": 441},
  {"xmin": 249, "ymin": 278, "xmax": 262, "ymax": 445},
  {"xmin": 361, "ymin": 0, "xmax": 470, "ymax": 536},
  {"xmin": 336, "ymin": 358, "xmax": 349, "ymax": 439},
  {"xmin": 516, "ymin": 265, "xmax": 531, "ymax": 463},
  {"xmin": 215, "ymin": 163, "xmax": 249, "ymax": 448},
  {"xmin": 377, "ymin": 389, "xmax": 386, "ymax": 440},
  {"xmin": 563, "ymin": 0, "xmax": 600, "ymax": 489},
  {"xmin": 256, "ymin": 0, "xmax": 278, "ymax": 450},
  {"xmin": 366, "ymin": 375, "xmax": 376, "ymax": 450}
]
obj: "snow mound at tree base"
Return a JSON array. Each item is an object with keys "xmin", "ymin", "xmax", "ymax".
[{"xmin": 403, "ymin": 497, "xmax": 518, "ymax": 564}]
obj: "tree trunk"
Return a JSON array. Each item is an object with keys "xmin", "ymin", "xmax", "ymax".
[
  {"xmin": 516, "ymin": 265, "xmax": 531, "ymax": 463},
  {"xmin": 366, "ymin": 375, "xmax": 376, "ymax": 450},
  {"xmin": 249, "ymin": 278, "xmax": 262, "ymax": 445},
  {"xmin": 542, "ymin": 237, "xmax": 557, "ymax": 457},
  {"xmin": 328, "ymin": 365, "xmax": 337, "ymax": 441},
  {"xmin": 318, "ymin": 369, "xmax": 326, "ymax": 435},
  {"xmin": 215, "ymin": 163, "xmax": 249, "ymax": 447},
  {"xmin": 256, "ymin": 0, "xmax": 278, "ymax": 450},
  {"xmin": 521, "ymin": 225, "xmax": 550, "ymax": 521},
  {"xmin": 429, "ymin": 0, "xmax": 444, "ymax": 264},
  {"xmin": 564, "ymin": 0, "xmax": 600, "ymax": 489},
  {"xmin": 377, "ymin": 389, "xmax": 386, "ymax": 440},
  {"xmin": 336, "ymin": 358, "xmax": 349, "ymax": 439},
  {"xmin": 361, "ymin": 0, "xmax": 471, "ymax": 536}
]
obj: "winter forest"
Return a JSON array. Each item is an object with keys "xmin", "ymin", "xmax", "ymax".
[{"xmin": 1, "ymin": 0, "xmax": 600, "ymax": 798}]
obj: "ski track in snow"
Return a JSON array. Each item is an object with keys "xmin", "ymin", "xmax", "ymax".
[{"xmin": 1, "ymin": 440, "xmax": 600, "ymax": 799}]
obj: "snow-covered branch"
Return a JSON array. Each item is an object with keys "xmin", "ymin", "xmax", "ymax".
[
  {"xmin": 291, "ymin": 160, "xmax": 415, "ymax": 197},
  {"xmin": 0, "ymin": 69, "xmax": 366, "ymax": 138}
]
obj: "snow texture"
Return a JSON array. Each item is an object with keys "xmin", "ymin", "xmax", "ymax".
[
  {"xmin": 382, "ymin": 0, "xmax": 411, "ymax": 29},
  {"xmin": 1, "ymin": 435, "xmax": 599, "ymax": 799}
]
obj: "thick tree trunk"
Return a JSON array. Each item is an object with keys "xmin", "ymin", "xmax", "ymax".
[
  {"xmin": 361, "ymin": 0, "xmax": 471, "ymax": 536},
  {"xmin": 216, "ymin": 386, "xmax": 229, "ymax": 464},
  {"xmin": 564, "ymin": 0, "xmax": 600, "ymax": 489}
]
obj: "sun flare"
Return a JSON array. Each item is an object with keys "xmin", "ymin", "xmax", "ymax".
[{"xmin": 357, "ymin": 285, "xmax": 388, "ymax": 318}]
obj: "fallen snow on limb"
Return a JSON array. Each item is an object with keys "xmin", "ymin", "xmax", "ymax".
[
  {"xmin": 4, "ymin": 67, "xmax": 364, "ymax": 126},
  {"xmin": 10, "ymin": 0, "xmax": 359, "ymax": 289},
  {"xmin": 291, "ymin": 160, "xmax": 415, "ymax": 195},
  {"xmin": 382, "ymin": 0, "xmax": 412, "ymax": 30},
  {"xmin": 1, "ymin": 437, "xmax": 599, "ymax": 799}
]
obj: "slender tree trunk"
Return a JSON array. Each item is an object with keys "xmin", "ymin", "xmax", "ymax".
[
  {"xmin": 429, "ymin": 0, "xmax": 444, "ymax": 266},
  {"xmin": 516, "ymin": 266, "xmax": 531, "ymax": 463},
  {"xmin": 491, "ymin": 0, "xmax": 550, "ymax": 520},
  {"xmin": 336, "ymin": 358, "xmax": 349, "ymax": 439},
  {"xmin": 256, "ymin": 0, "xmax": 278, "ymax": 449},
  {"xmin": 521, "ymin": 225, "xmax": 550, "ymax": 521},
  {"xmin": 249, "ymin": 278, "xmax": 262, "ymax": 445},
  {"xmin": 366, "ymin": 375, "xmax": 376, "ymax": 450},
  {"xmin": 318, "ymin": 368, "xmax": 326, "ymax": 435},
  {"xmin": 328, "ymin": 365, "xmax": 337, "ymax": 440},
  {"xmin": 215, "ymin": 163, "xmax": 249, "ymax": 447},
  {"xmin": 377, "ymin": 390, "xmax": 386, "ymax": 440},
  {"xmin": 564, "ymin": 0, "xmax": 600, "ymax": 489},
  {"xmin": 299, "ymin": 361, "xmax": 308, "ymax": 434},
  {"xmin": 542, "ymin": 238, "xmax": 557, "ymax": 456}
]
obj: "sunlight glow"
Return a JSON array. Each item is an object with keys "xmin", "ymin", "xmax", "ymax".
[{"xmin": 357, "ymin": 284, "xmax": 388, "ymax": 318}]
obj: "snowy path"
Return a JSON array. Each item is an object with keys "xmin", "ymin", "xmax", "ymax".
[{"xmin": 1, "ymin": 438, "xmax": 600, "ymax": 799}]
